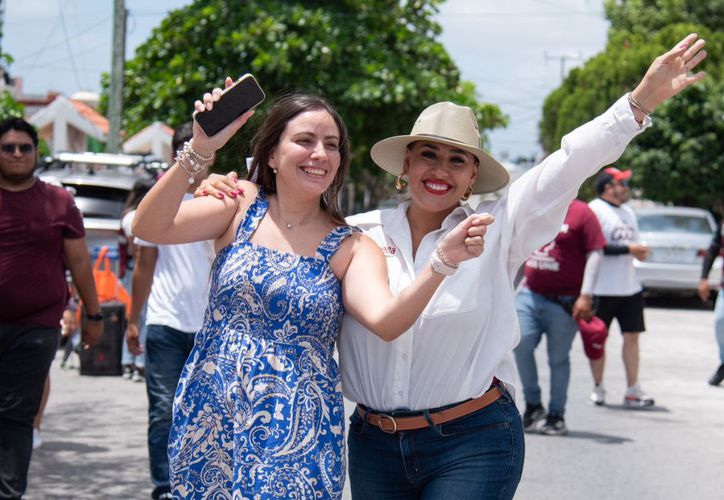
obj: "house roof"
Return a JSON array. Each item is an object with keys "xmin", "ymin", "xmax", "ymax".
[{"xmin": 28, "ymin": 94, "xmax": 108, "ymax": 141}]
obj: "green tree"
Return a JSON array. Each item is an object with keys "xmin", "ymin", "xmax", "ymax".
[
  {"xmin": 105, "ymin": 0, "xmax": 506, "ymax": 210},
  {"xmin": 604, "ymin": 0, "xmax": 723, "ymax": 36},
  {"xmin": 0, "ymin": 54, "xmax": 24, "ymax": 121},
  {"xmin": 540, "ymin": 2, "xmax": 723, "ymax": 208}
]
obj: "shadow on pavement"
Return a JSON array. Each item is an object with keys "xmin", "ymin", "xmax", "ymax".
[
  {"xmin": 561, "ymin": 430, "xmax": 634, "ymax": 445},
  {"xmin": 644, "ymin": 295, "xmax": 713, "ymax": 311},
  {"xmin": 601, "ymin": 404, "xmax": 671, "ymax": 413}
]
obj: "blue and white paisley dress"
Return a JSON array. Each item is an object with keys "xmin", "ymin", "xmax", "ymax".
[{"xmin": 168, "ymin": 189, "xmax": 358, "ymax": 499}]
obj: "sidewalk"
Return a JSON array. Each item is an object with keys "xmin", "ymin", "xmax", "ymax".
[{"xmin": 26, "ymin": 301, "xmax": 724, "ymax": 499}]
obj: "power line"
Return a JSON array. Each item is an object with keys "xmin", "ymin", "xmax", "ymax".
[{"xmin": 57, "ymin": 0, "xmax": 84, "ymax": 90}]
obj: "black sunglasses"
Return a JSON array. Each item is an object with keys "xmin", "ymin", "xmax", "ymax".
[{"xmin": 0, "ymin": 143, "xmax": 34, "ymax": 155}]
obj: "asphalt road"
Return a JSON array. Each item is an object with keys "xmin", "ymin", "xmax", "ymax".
[{"xmin": 25, "ymin": 299, "xmax": 724, "ymax": 499}]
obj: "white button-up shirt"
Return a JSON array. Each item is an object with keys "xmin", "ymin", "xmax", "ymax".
[{"xmin": 339, "ymin": 95, "xmax": 650, "ymax": 411}]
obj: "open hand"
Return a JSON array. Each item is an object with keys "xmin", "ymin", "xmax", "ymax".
[
  {"xmin": 194, "ymin": 171, "xmax": 245, "ymax": 199},
  {"xmin": 436, "ymin": 213, "xmax": 495, "ymax": 266},
  {"xmin": 632, "ymin": 33, "xmax": 707, "ymax": 113}
]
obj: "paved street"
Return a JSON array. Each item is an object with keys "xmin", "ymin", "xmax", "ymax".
[{"xmin": 26, "ymin": 300, "xmax": 724, "ymax": 499}]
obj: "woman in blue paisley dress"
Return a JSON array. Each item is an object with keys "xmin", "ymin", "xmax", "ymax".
[{"xmin": 132, "ymin": 84, "xmax": 492, "ymax": 499}]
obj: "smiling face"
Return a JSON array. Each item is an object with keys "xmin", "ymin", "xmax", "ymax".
[
  {"xmin": 0, "ymin": 129, "xmax": 38, "ymax": 187},
  {"xmin": 404, "ymin": 140, "xmax": 478, "ymax": 214},
  {"xmin": 268, "ymin": 109, "xmax": 341, "ymax": 197}
]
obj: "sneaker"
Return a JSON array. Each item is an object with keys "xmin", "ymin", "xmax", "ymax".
[
  {"xmin": 624, "ymin": 384, "xmax": 655, "ymax": 408},
  {"xmin": 522, "ymin": 403, "xmax": 546, "ymax": 432},
  {"xmin": 152, "ymin": 486, "xmax": 172, "ymax": 499},
  {"xmin": 708, "ymin": 364, "xmax": 724, "ymax": 386},
  {"xmin": 122, "ymin": 365, "xmax": 133, "ymax": 380},
  {"xmin": 540, "ymin": 414, "xmax": 568, "ymax": 436},
  {"xmin": 32, "ymin": 428, "xmax": 42, "ymax": 449},
  {"xmin": 589, "ymin": 384, "xmax": 606, "ymax": 406},
  {"xmin": 131, "ymin": 367, "xmax": 145, "ymax": 383}
]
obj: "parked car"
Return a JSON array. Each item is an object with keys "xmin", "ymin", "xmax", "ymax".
[
  {"xmin": 634, "ymin": 206, "xmax": 722, "ymax": 296},
  {"xmin": 37, "ymin": 152, "xmax": 163, "ymax": 275}
]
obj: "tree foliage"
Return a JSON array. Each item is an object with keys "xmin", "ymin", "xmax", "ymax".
[
  {"xmin": 0, "ymin": 54, "xmax": 24, "ymax": 121},
  {"xmin": 540, "ymin": 1, "xmax": 723, "ymax": 208},
  {"xmin": 106, "ymin": 0, "xmax": 506, "ymax": 209},
  {"xmin": 604, "ymin": 0, "xmax": 724, "ymax": 36}
]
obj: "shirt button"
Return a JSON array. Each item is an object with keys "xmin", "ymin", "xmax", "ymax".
[
  {"xmin": 401, "ymin": 353, "xmax": 408, "ymax": 360},
  {"xmin": 398, "ymin": 391, "xmax": 404, "ymax": 397}
]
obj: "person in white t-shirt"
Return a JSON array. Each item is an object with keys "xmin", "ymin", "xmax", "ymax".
[
  {"xmin": 588, "ymin": 167, "xmax": 654, "ymax": 408},
  {"xmin": 196, "ymin": 35, "xmax": 708, "ymax": 499},
  {"xmin": 125, "ymin": 123, "xmax": 215, "ymax": 500}
]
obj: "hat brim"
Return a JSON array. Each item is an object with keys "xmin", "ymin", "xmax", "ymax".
[{"xmin": 371, "ymin": 135, "xmax": 510, "ymax": 195}]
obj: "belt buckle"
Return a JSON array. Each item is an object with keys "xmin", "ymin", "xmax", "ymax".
[{"xmin": 376, "ymin": 413, "xmax": 398, "ymax": 433}]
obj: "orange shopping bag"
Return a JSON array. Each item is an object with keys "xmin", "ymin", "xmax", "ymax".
[{"xmin": 92, "ymin": 246, "xmax": 132, "ymax": 313}]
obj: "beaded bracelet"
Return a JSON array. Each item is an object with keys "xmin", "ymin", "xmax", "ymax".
[
  {"xmin": 430, "ymin": 247, "xmax": 458, "ymax": 276},
  {"xmin": 175, "ymin": 140, "xmax": 215, "ymax": 184},
  {"xmin": 627, "ymin": 93, "xmax": 652, "ymax": 117}
]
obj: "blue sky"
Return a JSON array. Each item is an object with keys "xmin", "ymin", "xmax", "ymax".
[{"xmin": 3, "ymin": 0, "xmax": 609, "ymax": 160}]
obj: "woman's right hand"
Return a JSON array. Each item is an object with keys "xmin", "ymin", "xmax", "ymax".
[
  {"xmin": 190, "ymin": 77, "xmax": 255, "ymax": 158},
  {"xmin": 194, "ymin": 172, "xmax": 245, "ymax": 199}
]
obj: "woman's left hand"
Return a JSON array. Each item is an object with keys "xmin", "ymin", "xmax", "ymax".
[
  {"xmin": 190, "ymin": 77, "xmax": 255, "ymax": 158},
  {"xmin": 632, "ymin": 33, "xmax": 707, "ymax": 113},
  {"xmin": 437, "ymin": 213, "xmax": 494, "ymax": 266}
]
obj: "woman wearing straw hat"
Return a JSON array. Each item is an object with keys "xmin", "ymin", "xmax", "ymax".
[{"xmin": 199, "ymin": 33, "xmax": 707, "ymax": 498}]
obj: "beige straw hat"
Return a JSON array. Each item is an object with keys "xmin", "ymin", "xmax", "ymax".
[{"xmin": 370, "ymin": 102, "xmax": 510, "ymax": 194}]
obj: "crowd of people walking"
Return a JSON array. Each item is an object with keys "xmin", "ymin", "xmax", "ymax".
[{"xmin": 0, "ymin": 33, "xmax": 715, "ymax": 500}]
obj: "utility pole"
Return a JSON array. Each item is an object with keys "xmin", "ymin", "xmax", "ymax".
[
  {"xmin": 544, "ymin": 51, "xmax": 583, "ymax": 82},
  {"xmin": 0, "ymin": 0, "xmax": 5, "ymax": 56},
  {"xmin": 107, "ymin": 0, "xmax": 126, "ymax": 153}
]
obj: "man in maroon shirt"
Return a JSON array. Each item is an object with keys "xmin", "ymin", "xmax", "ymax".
[
  {"xmin": 514, "ymin": 199, "xmax": 606, "ymax": 435},
  {"xmin": 0, "ymin": 118, "xmax": 102, "ymax": 499}
]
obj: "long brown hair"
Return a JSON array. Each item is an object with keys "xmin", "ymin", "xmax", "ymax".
[{"xmin": 247, "ymin": 93, "xmax": 350, "ymax": 225}]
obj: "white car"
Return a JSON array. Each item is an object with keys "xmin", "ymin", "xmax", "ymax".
[{"xmin": 634, "ymin": 206, "xmax": 722, "ymax": 295}]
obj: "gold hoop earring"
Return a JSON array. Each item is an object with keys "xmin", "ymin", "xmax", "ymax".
[
  {"xmin": 460, "ymin": 185, "xmax": 473, "ymax": 201},
  {"xmin": 395, "ymin": 174, "xmax": 408, "ymax": 192}
]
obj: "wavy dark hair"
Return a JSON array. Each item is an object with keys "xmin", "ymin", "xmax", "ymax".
[
  {"xmin": 0, "ymin": 117, "xmax": 39, "ymax": 146},
  {"xmin": 247, "ymin": 92, "xmax": 350, "ymax": 225}
]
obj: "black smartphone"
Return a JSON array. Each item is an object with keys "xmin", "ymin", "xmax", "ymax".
[{"xmin": 196, "ymin": 74, "xmax": 266, "ymax": 137}]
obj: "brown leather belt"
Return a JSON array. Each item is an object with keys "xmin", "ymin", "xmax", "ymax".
[{"xmin": 357, "ymin": 386, "xmax": 503, "ymax": 433}]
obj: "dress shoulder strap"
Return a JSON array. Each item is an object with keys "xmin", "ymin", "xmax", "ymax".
[
  {"xmin": 316, "ymin": 225, "xmax": 361, "ymax": 264},
  {"xmin": 235, "ymin": 189, "xmax": 268, "ymax": 242}
]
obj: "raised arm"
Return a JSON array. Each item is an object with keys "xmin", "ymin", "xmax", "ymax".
[
  {"xmin": 341, "ymin": 213, "xmax": 493, "ymax": 341},
  {"xmin": 133, "ymin": 78, "xmax": 255, "ymax": 245},
  {"xmin": 507, "ymin": 33, "xmax": 708, "ymax": 265}
]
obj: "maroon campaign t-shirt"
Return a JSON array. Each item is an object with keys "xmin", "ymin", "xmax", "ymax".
[
  {"xmin": 0, "ymin": 180, "xmax": 85, "ymax": 327},
  {"xmin": 524, "ymin": 199, "xmax": 606, "ymax": 297}
]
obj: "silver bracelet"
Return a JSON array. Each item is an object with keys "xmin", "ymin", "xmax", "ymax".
[
  {"xmin": 175, "ymin": 140, "xmax": 214, "ymax": 184},
  {"xmin": 627, "ymin": 93, "xmax": 652, "ymax": 117},
  {"xmin": 430, "ymin": 247, "xmax": 458, "ymax": 276}
]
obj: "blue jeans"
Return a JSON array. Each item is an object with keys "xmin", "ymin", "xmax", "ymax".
[
  {"xmin": 715, "ymin": 292, "xmax": 724, "ymax": 364},
  {"xmin": 514, "ymin": 288, "xmax": 578, "ymax": 416},
  {"xmin": 348, "ymin": 386, "xmax": 524, "ymax": 499},
  {"xmin": 144, "ymin": 324, "xmax": 195, "ymax": 492}
]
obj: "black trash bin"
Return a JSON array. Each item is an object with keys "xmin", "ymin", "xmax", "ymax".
[{"xmin": 80, "ymin": 301, "xmax": 126, "ymax": 376}]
